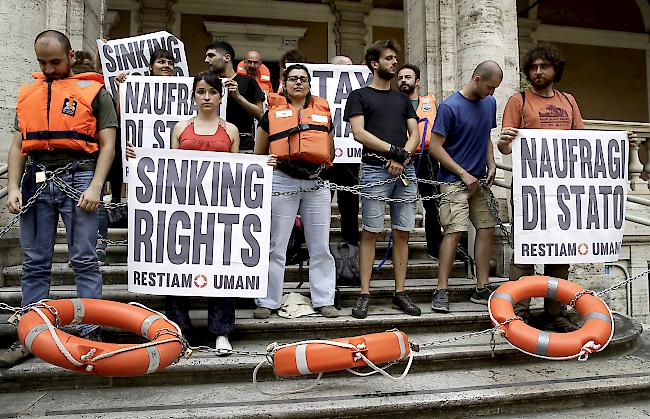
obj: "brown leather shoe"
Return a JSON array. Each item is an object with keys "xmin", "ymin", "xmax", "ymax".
[{"xmin": 0, "ymin": 341, "xmax": 31, "ymax": 368}]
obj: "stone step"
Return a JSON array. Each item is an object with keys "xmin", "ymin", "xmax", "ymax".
[
  {"xmin": 0, "ymin": 315, "xmax": 644, "ymax": 413},
  {"xmin": 0, "ymin": 293, "xmax": 508, "ymax": 347},
  {"xmin": 1, "ymin": 260, "xmax": 468, "ymax": 287},
  {"xmin": 49, "ymin": 240, "xmax": 438, "ymax": 264},
  {"xmin": 55, "ymin": 224, "xmax": 432, "ymax": 245},
  {"xmin": 0, "ymin": 277, "xmax": 493, "ymax": 317}
]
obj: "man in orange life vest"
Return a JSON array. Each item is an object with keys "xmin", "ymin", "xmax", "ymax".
[
  {"xmin": 236, "ymin": 50, "xmax": 273, "ymax": 95},
  {"xmin": 397, "ymin": 64, "xmax": 443, "ymax": 260},
  {"xmin": 0, "ymin": 30, "xmax": 117, "ymax": 367}
]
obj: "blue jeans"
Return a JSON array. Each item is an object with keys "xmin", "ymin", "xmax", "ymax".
[
  {"xmin": 96, "ymin": 198, "xmax": 108, "ymax": 253},
  {"xmin": 360, "ymin": 163, "xmax": 417, "ymax": 233},
  {"xmin": 20, "ymin": 168, "xmax": 103, "ymax": 321}
]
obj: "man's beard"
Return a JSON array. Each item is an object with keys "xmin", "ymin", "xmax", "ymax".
[
  {"xmin": 530, "ymin": 76, "xmax": 553, "ymax": 90},
  {"xmin": 399, "ymin": 84, "xmax": 415, "ymax": 95},
  {"xmin": 376, "ymin": 67, "xmax": 395, "ymax": 81}
]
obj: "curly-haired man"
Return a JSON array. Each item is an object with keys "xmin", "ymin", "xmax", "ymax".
[{"xmin": 498, "ymin": 43, "xmax": 584, "ymax": 331}]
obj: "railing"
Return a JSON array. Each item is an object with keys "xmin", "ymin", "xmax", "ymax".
[{"xmin": 0, "ymin": 165, "xmax": 7, "ymax": 200}]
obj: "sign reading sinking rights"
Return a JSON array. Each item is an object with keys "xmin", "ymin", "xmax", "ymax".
[
  {"xmin": 127, "ymin": 148, "xmax": 272, "ymax": 298},
  {"xmin": 300, "ymin": 64, "xmax": 373, "ymax": 163},
  {"xmin": 120, "ymin": 75, "xmax": 227, "ymax": 180},
  {"xmin": 97, "ymin": 31, "xmax": 190, "ymax": 98},
  {"xmin": 512, "ymin": 129, "xmax": 628, "ymax": 264}
]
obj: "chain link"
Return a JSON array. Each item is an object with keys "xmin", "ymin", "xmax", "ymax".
[{"xmin": 595, "ymin": 268, "xmax": 650, "ymax": 297}]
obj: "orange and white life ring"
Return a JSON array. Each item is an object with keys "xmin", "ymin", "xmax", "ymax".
[
  {"xmin": 271, "ymin": 330, "xmax": 411, "ymax": 377},
  {"xmin": 488, "ymin": 276, "xmax": 613, "ymax": 361},
  {"xmin": 17, "ymin": 299, "xmax": 184, "ymax": 376}
]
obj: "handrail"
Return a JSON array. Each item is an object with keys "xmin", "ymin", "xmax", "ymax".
[
  {"xmin": 493, "ymin": 162, "xmax": 650, "ymax": 227},
  {"xmin": 0, "ymin": 165, "xmax": 7, "ymax": 200}
]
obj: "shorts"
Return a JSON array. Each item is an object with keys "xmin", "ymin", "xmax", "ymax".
[
  {"xmin": 438, "ymin": 183, "xmax": 497, "ymax": 234},
  {"xmin": 360, "ymin": 163, "xmax": 417, "ymax": 233}
]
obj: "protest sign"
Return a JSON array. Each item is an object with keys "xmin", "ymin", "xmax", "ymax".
[
  {"xmin": 298, "ymin": 64, "xmax": 373, "ymax": 163},
  {"xmin": 128, "ymin": 148, "xmax": 272, "ymax": 298},
  {"xmin": 512, "ymin": 129, "xmax": 628, "ymax": 264},
  {"xmin": 97, "ymin": 31, "xmax": 189, "ymax": 97},
  {"xmin": 120, "ymin": 75, "xmax": 228, "ymax": 180}
]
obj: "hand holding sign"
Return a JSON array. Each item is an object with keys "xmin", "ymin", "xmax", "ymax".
[{"xmin": 512, "ymin": 129, "xmax": 628, "ymax": 264}]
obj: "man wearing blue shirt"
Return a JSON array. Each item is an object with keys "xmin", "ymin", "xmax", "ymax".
[{"xmin": 429, "ymin": 61, "xmax": 502, "ymax": 313}]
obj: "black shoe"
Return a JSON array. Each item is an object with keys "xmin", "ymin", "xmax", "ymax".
[
  {"xmin": 541, "ymin": 310, "xmax": 581, "ymax": 333},
  {"xmin": 469, "ymin": 286, "xmax": 493, "ymax": 305},
  {"xmin": 352, "ymin": 294, "xmax": 370, "ymax": 319},
  {"xmin": 82, "ymin": 327, "xmax": 104, "ymax": 343},
  {"xmin": 392, "ymin": 292, "xmax": 421, "ymax": 316}
]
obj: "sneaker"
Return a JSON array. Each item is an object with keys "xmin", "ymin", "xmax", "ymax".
[
  {"xmin": 96, "ymin": 250, "xmax": 107, "ymax": 267},
  {"xmin": 426, "ymin": 253, "xmax": 439, "ymax": 262},
  {"xmin": 253, "ymin": 307, "xmax": 272, "ymax": 319},
  {"xmin": 470, "ymin": 286, "xmax": 493, "ymax": 305},
  {"xmin": 541, "ymin": 311, "xmax": 580, "ymax": 333},
  {"xmin": 0, "ymin": 341, "xmax": 30, "ymax": 368},
  {"xmin": 431, "ymin": 289, "xmax": 450, "ymax": 313},
  {"xmin": 392, "ymin": 292, "xmax": 421, "ymax": 316},
  {"xmin": 215, "ymin": 336, "xmax": 232, "ymax": 356},
  {"xmin": 81, "ymin": 327, "xmax": 104, "ymax": 343},
  {"xmin": 351, "ymin": 294, "xmax": 370, "ymax": 319},
  {"xmin": 316, "ymin": 306, "xmax": 339, "ymax": 318}
]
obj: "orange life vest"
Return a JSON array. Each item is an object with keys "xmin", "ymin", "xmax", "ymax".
[
  {"xmin": 267, "ymin": 93, "xmax": 332, "ymax": 166},
  {"xmin": 16, "ymin": 72, "xmax": 104, "ymax": 156},
  {"xmin": 237, "ymin": 61, "xmax": 272, "ymax": 94},
  {"xmin": 415, "ymin": 94, "xmax": 436, "ymax": 152}
]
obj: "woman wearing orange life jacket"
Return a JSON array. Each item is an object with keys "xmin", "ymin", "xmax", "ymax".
[
  {"xmin": 253, "ymin": 64, "xmax": 338, "ymax": 319},
  {"xmin": 126, "ymin": 72, "xmax": 251, "ymax": 355}
]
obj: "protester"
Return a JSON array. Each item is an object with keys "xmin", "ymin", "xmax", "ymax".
[
  {"xmin": 498, "ymin": 43, "xmax": 585, "ymax": 331},
  {"xmin": 429, "ymin": 61, "xmax": 502, "ymax": 313},
  {"xmin": 113, "ymin": 47, "xmax": 176, "ymax": 111},
  {"xmin": 126, "ymin": 72, "xmax": 244, "ymax": 354},
  {"xmin": 344, "ymin": 40, "xmax": 421, "ymax": 319},
  {"xmin": 321, "ymin": 55, "xmax": 360, "ymax": 259},
  {"xmin": 397, "ymin": 64, "xmax": 443, "ymax": 260},
  {"xmin": 237, "ymin": 50, "xmax": 272, "ymax": 95},
  {"xmin": 205, "ymin": 41, "xmax": 265, "ymax": 152},
  {"xmin": 70, "ymin": 50, "xmax": 113, "ymax": 266},
  {"xmin": 277, "ymin": 49, "xmax": 307, "ymax": 92},
  {"xmin": 253, "ymin": 64, "xmax": 338, "ymax": 319},
  {"xmin": 1, "ymin": 30, "xmax": 117, "ymax": 367}
]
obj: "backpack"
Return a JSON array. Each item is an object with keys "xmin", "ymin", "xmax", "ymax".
[
  {"xmin": 286, "ymin": 217, "xmax": 308, "ymax": 266},
  {"xmin": 329, "ymin": 241, "xmax": 361, "ymax": 286}
]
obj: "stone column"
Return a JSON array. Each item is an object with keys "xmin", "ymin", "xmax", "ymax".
[
  {"xmin": 329, "ymin": 0, "xmax": 372, "ymax": 63},
  {"xmin": 0, "ymin": 0, "xmax": 106, "ymax": 223},
  {"xmin": 138, "ymin": 0, "xmax": 176, "ymax": 34},
  {"xmin": 406, "ymin": 0, "xmax": 519, "ymax": 139}
]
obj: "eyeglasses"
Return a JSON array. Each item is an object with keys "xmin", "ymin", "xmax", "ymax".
[{"xmin": 286, "ymin": 76, "xmax": 309, "ymax": 83}]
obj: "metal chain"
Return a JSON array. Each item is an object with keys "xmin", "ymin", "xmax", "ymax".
[
  {"xmin": 187, "ymin": 345, "xmax": 268, "ymax": 358},
  {"xmin": 595, "ymin": 268, "xmax": 650, "ymax": 297},
  {"xmin": 479, "ymin": 181, "xmax": 513, "ymax": 248}
]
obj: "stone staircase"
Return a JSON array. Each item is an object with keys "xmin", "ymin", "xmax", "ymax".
[{"xmin": 0, "ymin": 204, "xmax": 648, "ymax": 417}]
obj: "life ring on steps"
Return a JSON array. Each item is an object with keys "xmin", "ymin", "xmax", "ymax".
[
  {"xmin": 271, "ymin": 330, "xmax": 412, "ymax": 377},
  {"xmin": 488, "ymin": 276, "xmax": 614, "ymax": 361},
  {"xmin": 17, "ymin": 299, "xmax": 184, "ymax": 376}
]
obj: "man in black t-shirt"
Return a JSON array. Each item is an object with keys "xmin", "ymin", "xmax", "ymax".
[
  {"xmin": 205, "ymin": 41, "xmax": 265, "ymax": 152},
  {"xmin": 343, "ymin": 40, "xmax": 421, "ymax": 319}
]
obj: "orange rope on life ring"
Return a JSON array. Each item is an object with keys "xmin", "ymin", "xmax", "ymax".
[
  {"xmin": 17, "ymin": 299, "xmax": 184, "ymax": 376},
  {"xmin": 488, "ymin": 276, "xmax": 614, "ymax": 361}
]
